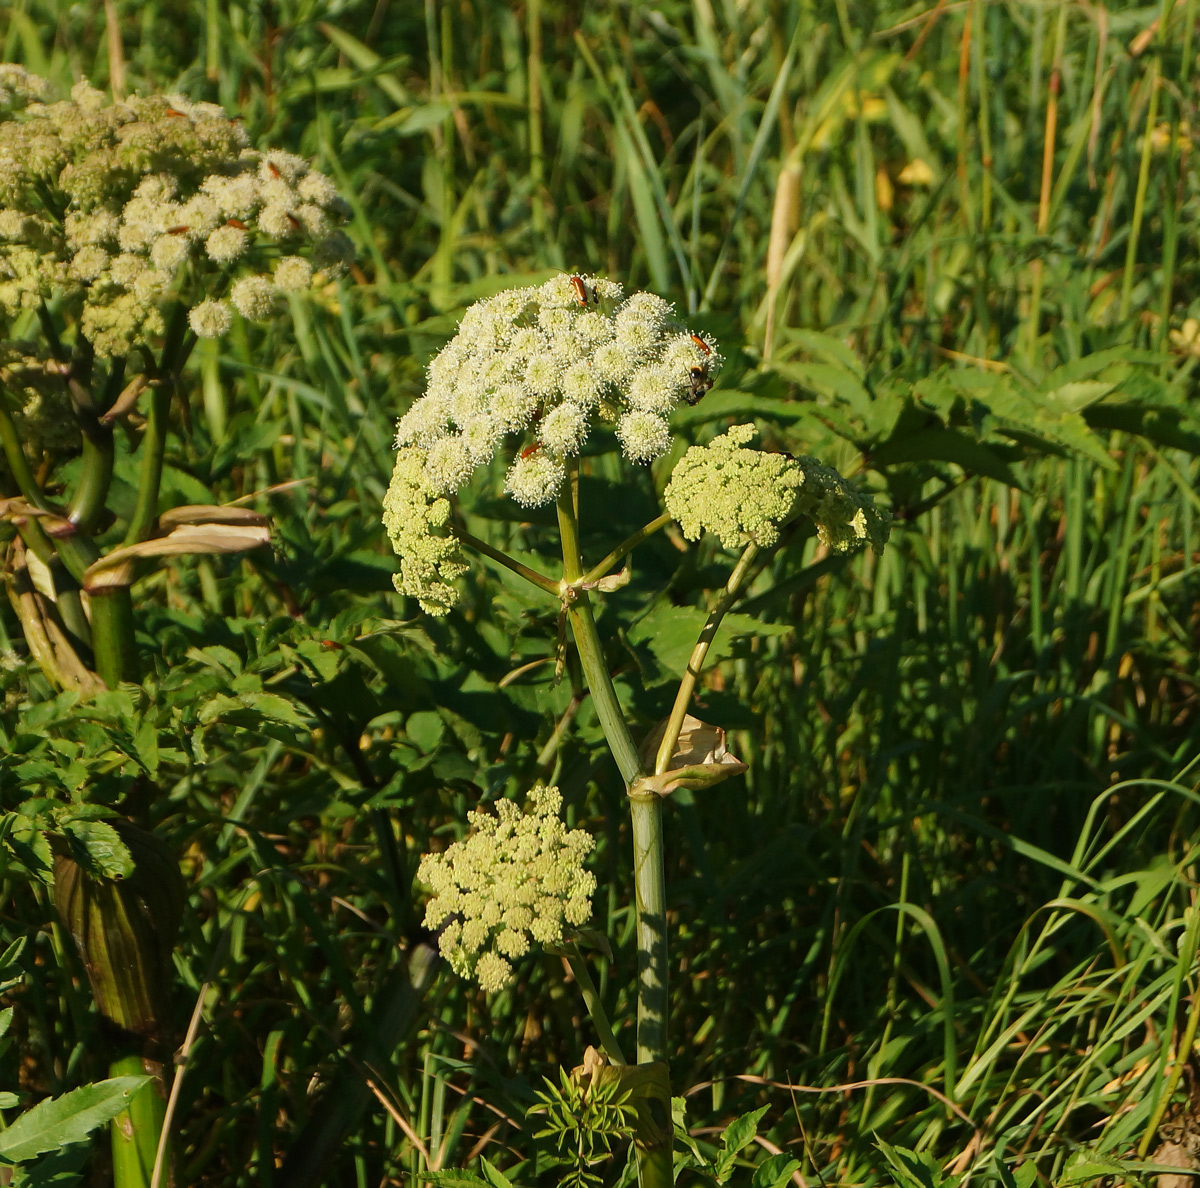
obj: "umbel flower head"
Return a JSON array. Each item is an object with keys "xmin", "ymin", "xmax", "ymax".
[
  {"xmin": 418, "ymin": 786, "xmax": 597, "ymax": 993},
  {"xmin": 0, "ymin": 71, "xmax": 352, "ymax": 358},
  {"xmin": 385, "ymin": 273, "xmax": 719, "ymax": 613},
  {"xmin": 664, "ymin": 423, "xmax": 891, "ymax": 553}
]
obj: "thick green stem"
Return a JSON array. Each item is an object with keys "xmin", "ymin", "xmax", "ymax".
[
  {"xmin": 68, "ymin": 382, "xmax": 116, "ymax": 536},
  {"xmin": 555, "ymin": 478, "xmax": 642, "ymax": 783},
  {"xmin": 110, "ymin": 1054, "xmax": 169, "ymax": 1188},
  {"xmin": 0, "ymin": 395, "xmax": 49, "ymax": 511},
  {"xmin": 654, "ymin": 543, "xmax": 759, "ymax": 776},
  {"xmin": 90, "ymin": 587, "xmax": 139, "ymax": 687},
  {"xmin": 124, "ymin": 382, "xmax": 171, "ymax": 547},
  {"xmin": 555, "ymin": 474, "xmax": 671, "ymax": 1187}
]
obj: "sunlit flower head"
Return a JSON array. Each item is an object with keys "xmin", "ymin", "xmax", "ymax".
[
  {"xmin": 664, "ymin": 423, "xmax": 891, "ymax": 553},
  {"xmin": 417, "ymin": 787, "xmax": 596, "ymax": 993}
]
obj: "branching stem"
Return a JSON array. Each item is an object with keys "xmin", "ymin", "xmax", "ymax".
[
  {"xmin": 581, "ymin": 512, "xmax": 672, "ymax": 587},
  {"xmin": 453, "ymin": 528, "xmax": 560, "ymax": 596},
  {"xmin": 654, "ymin": 542, "xmax": 759, "ymax": 776}
]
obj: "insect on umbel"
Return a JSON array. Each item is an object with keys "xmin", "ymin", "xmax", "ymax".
[
  {"xmin": 569, "ymin": 275, "xmax": 597, "ymax": 307},
  {"xmin": 685, "ymin": 334, "xmax": 713, "ymax": 405}
]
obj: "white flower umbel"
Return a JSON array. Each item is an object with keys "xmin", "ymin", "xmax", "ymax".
[
  {"xmin": 0, "ymin": 75, "xmax": 352, "ymax": 354},
  {"xmin": 417, "ymin": 786, "xmax": 597, "ymax": 993},
  {"xmin": 664, "ymin": 423, "xmax": 891, "ymax": 553},
  {"xmin": 384, "ymin": 273, "xmax": 721, "ymax": 612}
]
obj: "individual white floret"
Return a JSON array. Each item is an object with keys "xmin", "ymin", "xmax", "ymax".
[
  {"xmin": 69, "ymin": 245, "xmax": 109, "ymax": 281},
  {"xmin": 176, "ymin": 194, "xmax": 222, "ymax": 236},
  {"xmin": 616, "ymin": 409, "xmax": 671, "ymax": 463},
  {"xmin": 205, "ymin": 223, "xmax": 248, "ymax": 263},
  {"xmin": 150, "ymin": 233, "xmax": 190, "ymax": 272},
  {"xmin": 491, "ymin": 382, "xmax": 540, "ymax": 431},
  {"xmin": 297, "ymin": 170, "xmax": 339, "ymax": 207},
  {"xmin": 462, "ymin": 416, "xmax": 503, "ymax": 464},
  {"xmin": 425, "ymin": 435, "xmax": 475, "ymax": 495},
  {"xmin": 560, "ymin": 361, "xmax": 600, "ymax": 408},
  {"xmin": 523, "ymin": 352, "xmax": 560, "ymax": 398},
  {"xmin": 505, "ymin": 449, "xmax": 566, "ymax": 507},
  {"xmin": 273, "ymin": 255, "xmax": 313, "ymax": 292},
  {"xmin": 626, "ymin": 364, "xmax": 680, "ymax": 415},
  {"xmin": 109, "ymin": 253, "xmax": 146, "ymax": 287},
  {"xmin": 538, "ymin": 402, "xmax": 588, "ymax": 456},
  {"xmin": 188, "ymin": 298, "xmax": 232, "ymax": 338},
  {"xmin": 395, "ymin": 397, "xmax": 451, "ymax": 447},
  {"xmin": 230, "ymin": 273, "xmax": 278, "ymax": 320},
  {"xmin": 260, "ymin": 150, "xmax": 308, "ymax": 184},
  {"xmin": 295, "ymin": 202, "xmax": 329, "ymax": 237},
  {"xmin": 257, "ymin": 204, "xmax": 298, "ymax": 238},
  {"xmin": 592, "ymin": 339, "xmax": 633, "ymax": 386},
  {"xmin": 132, "ymin": 173, "xmax": 178, "ymax": 204},
  {"xmin": 201, "ymin": 173, "xmax": 261, "ymax": 220}
]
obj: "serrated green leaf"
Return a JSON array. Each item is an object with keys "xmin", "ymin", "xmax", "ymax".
[
  {"xmin": 479, "ymin": 1157, "xmax": 515, "ymax": 1188},
  {"xmin": 7, "ymin": 817, "xmax": 53, "ymax": 884},
  {"xmin": 131, "ymin": 720, "xmax": 159, "ymax": 777},
  {"xmin": 1041, "ymin": 380, "xmax": 1117, "ymax": 413},
  {"xmin": 59, "ymin": 820, "xmax": 134, "ymax": 880},
  {"xmin": 752, "ymin": 1153, "xmax": 802, "ymax": 1188},
  {"xmin": 0, "ymin": 1077, "xmax": 150, "ymax": 1162},
  {"xmin": 721, "ymin": 1105, "xmax": 769, "ymax": 1158},
  {"xmin": 241, "ymin": 693, "xmax": 307, "ymax": 727}
]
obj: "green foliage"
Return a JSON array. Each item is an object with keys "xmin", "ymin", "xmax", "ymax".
[
  {"xmin": 528, "ymin": 1068, "xmax": 638, "ymax": 1188},
  {"xmin": 0, "ymin": 0, "xmax": 1199, "ymax": 1185},
  {"xmin": 0, "ymin": 939, "xmax": 150, "ymax": 1185}
]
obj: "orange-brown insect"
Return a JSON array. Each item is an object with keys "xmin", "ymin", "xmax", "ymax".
[
  {"xmin": 690, "ymin": 333, "xmax": 711, "ymax": 355},
  {"xmin": 165, "ymin": 108, "xmax": 188, "ymax": 118},
  {"xmin": 226, "ymin": 218, "xmax": 248, "ymax": 230},
  {"xmin": 267, "ymin": 162, "xmax": 282, "ymax": 179},
  {"xmin": 166, "ymin": 225, "xmax": 190, "ymax": 235},
  {"xmin": 569, "ymin": 275, "xmax": 594, "ymax": 307},
  {"xmin": 686, "ymin": 365, "xmax": 712, "ymax": 406},
  {"xmin": 286, "ymin": 212, "xmax": 302, "ymax": 229},
  {"xmin": 519, "ymin": 442, "xmax": 542, "ymax": 460}
]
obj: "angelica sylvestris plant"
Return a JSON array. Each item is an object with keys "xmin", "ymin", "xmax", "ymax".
[
  {"xmin": 0, "ymin": 66, "xmax": 352, "ymax": 692},
  {"xmin": 386, "ymin": 274, "xmax": 889, "ymax": 1187},
  {"xmin": 0, "ymin": 66, "xmax": 353, "ymax": 1188}
]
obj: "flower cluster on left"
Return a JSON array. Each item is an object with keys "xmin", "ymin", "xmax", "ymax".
[{"xmin": 0, "ymin": 66, "xmax": 352, "ymax": 359}]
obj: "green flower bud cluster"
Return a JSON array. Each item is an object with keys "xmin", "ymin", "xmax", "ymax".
[
  {"xmin": 0, "ymin": 343, "xmax": 76, "ymax": 455},
  {"xmin": 0, "ymin": 76, "xmax": 353, "ymax": 357},
  {"xmin": 385, "ymin": 274, "xmax": 720, "ymax": 612},
  {"xmin": 417, "ymin": 786, "xmax": 597, "ymax": 993},
  {"xmin": 664, "ymin": 423, "xmax": 890, "ymax": 553},
  {"xmin": 381, "ymin": 446, "xmax": 469, "ymax": 616}
]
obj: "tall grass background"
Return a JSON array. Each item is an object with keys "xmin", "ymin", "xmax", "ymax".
[{"xmin": 2, "ymin": 0, "xmax": 1200, "ymax": 1184}]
